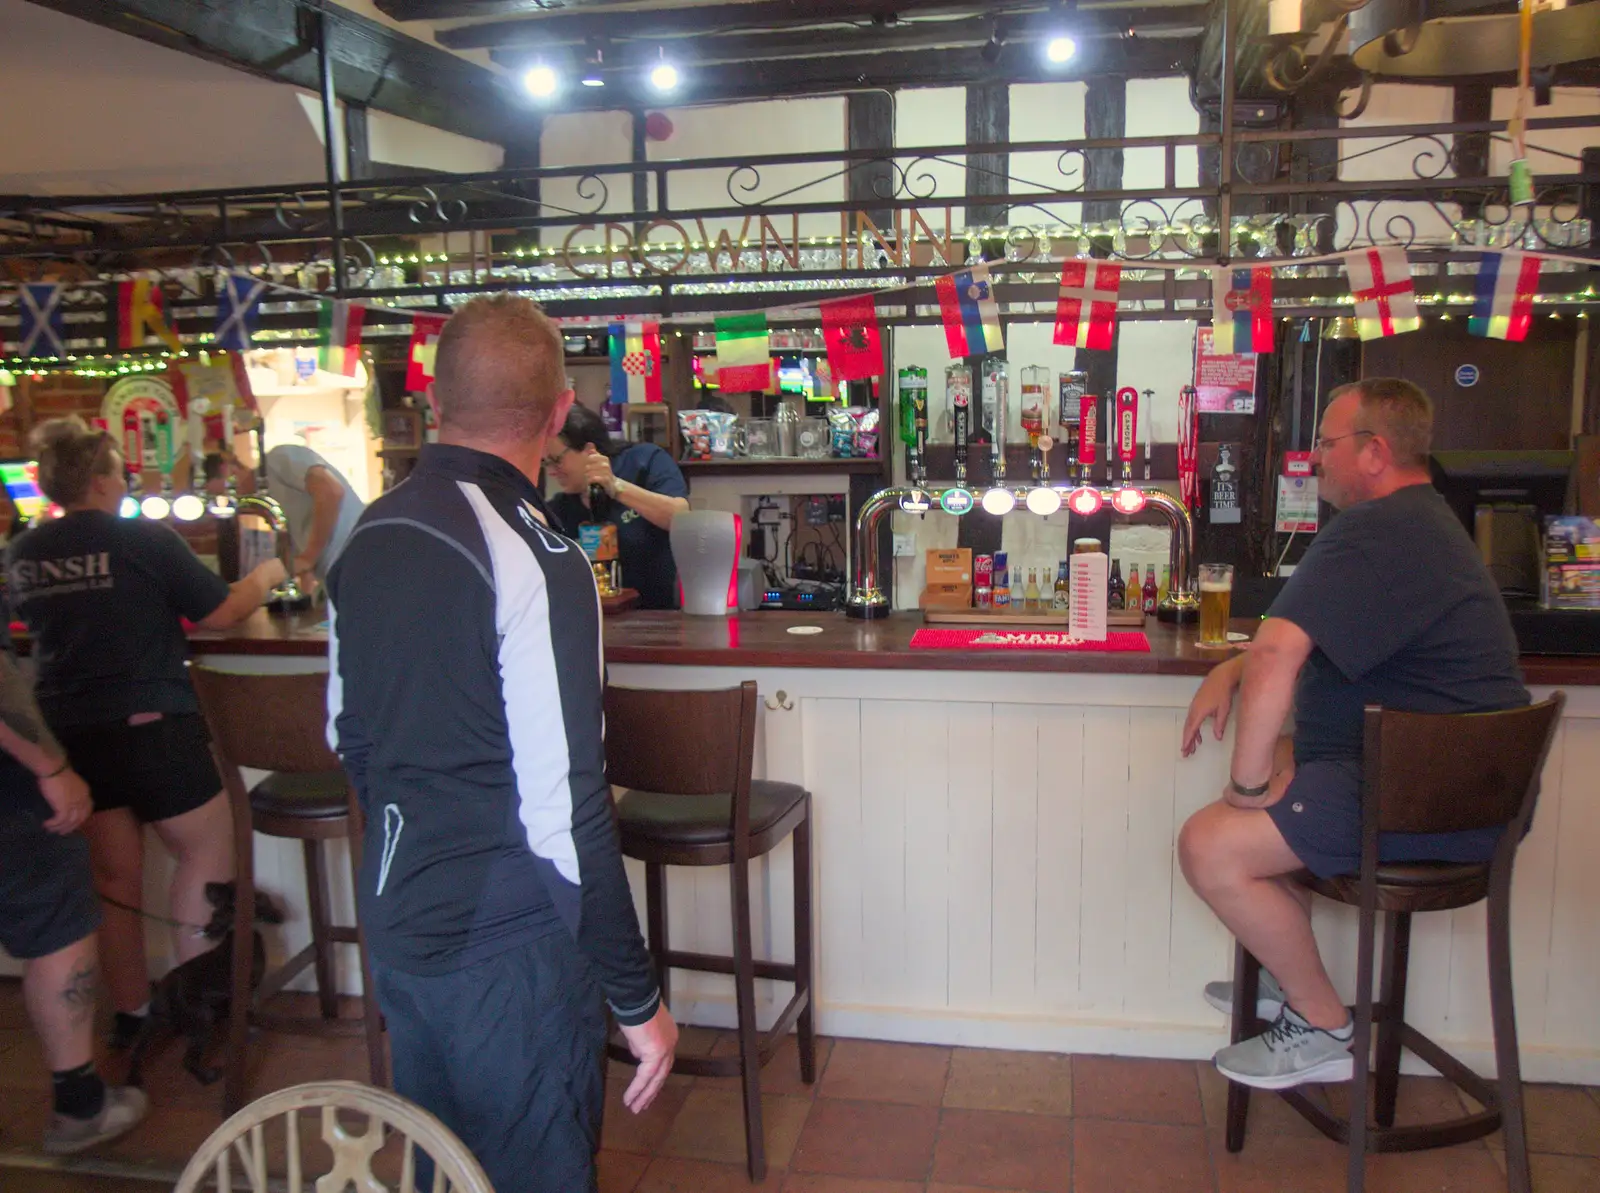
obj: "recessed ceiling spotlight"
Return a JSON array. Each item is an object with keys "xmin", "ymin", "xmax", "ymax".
[
  {"xmin": 522, "ymin": 64, "xmax": 559, "ymax": 98},
  {"xmin": 1046, "ymin": 35, "xmax": 1077, "ymax": 63}
]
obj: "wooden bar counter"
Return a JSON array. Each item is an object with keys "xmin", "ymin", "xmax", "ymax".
[{"xmin": 9, "ymin": 608, "xmax": 1596, "ymax": 1084}]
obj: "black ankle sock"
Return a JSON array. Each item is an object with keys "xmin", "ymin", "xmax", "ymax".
[{"xmin": 51, "ymin": 1062, "xmax": 106, "ymax": 1120}]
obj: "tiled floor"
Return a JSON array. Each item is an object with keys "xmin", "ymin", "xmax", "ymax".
[{"xmin": 3, "ymin": 980, "xmax": 1599, "ymax": 1192}]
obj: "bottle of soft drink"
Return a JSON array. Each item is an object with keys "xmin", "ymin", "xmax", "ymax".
[
  {"xmin": 1052, "ymin": 561, "xmax": 1070, "ymax": 610},
  {"xmin": 1108, "ymin": 559, "xmax": 1125, "ymax": 610},
  {"xmin": 1126, "ymin": 564, "xmax": 1140, "ymax": 610},
  {"xmin": 1142, "ymin": 565, "xmax": 1159, "ymax": 614},
  {"xmin": 1024, "ymin": 568, "xmax": 1041, "ymax": 611}
]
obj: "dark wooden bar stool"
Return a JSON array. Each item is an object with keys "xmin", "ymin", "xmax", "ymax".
[
  {"xmin": 1224, "ymin": 694, "xmax": 1565, "ymax": 1193},
  {"xmin": 604, "ymin": 681, "xmax": 815, "ymax": 1182},
  {"xmin": 191, "ymin": 665, "xmax": 388, "ymax": 1116}
]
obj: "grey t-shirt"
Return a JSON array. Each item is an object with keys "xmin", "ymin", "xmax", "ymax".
[{"xmin": 265, "ymin": 445, "xmax": 365, "ymax": 579}]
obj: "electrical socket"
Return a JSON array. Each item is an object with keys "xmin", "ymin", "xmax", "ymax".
[{"xmin": 892, "ymin": 532, "xmax": 917, "ymax": 558}]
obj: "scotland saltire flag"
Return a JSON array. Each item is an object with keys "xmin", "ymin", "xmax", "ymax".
[
  {"xmin": 935, "ymin": 262, "xmax": 1004, "ymax": 358},
  {"xmin": 12, "ymin": 284, "xmax": 66, "ymax": 357},
  {"xmin": 1469, "ymin": 251, "xmax": 1542, "ymax": 342},
  {"xmin": 214, "ymin": 273, "xmax": 269, "ymax": 351}
]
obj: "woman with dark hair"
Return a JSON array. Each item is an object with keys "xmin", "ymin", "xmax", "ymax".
[
  {"xmin": 6, "ymin": 418, "xmax": 286, "ymax": 1049},
  {"xmin": 544, "ymin": 405, "xmax": 688, "ymax": 609}
]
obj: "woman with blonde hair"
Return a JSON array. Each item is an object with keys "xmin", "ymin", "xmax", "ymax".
[{"xmin": 5, "ymin": 418, "xmax": 286, "ymax": 1047}]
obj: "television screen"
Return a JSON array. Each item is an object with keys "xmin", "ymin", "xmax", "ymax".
[{"xmin": 0, "ymin": 459, "xmax": 47, "ymax": 522}]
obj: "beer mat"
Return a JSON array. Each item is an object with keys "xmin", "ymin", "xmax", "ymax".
[{"xmin": 909, "ymin": 628, "xmax": 1151, "ymax": 652}]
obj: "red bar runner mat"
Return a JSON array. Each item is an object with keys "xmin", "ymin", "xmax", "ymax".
[{"xmin": 910, "ymin": 628, "xmax": 1151, "ymax": 652}]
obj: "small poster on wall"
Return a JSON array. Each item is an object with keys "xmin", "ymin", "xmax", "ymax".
[
  {"xmin": 1194, "ymin": 327, "xmax": 1257, "ymax": 414},
  {"xmin": 1211, "ymin": 442, "xmax": 1242, "ymax": 525}
]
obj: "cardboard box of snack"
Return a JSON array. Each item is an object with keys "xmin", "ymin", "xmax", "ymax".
[{"xmin": 925, "ymin": 548, "xmax": 973, "ymax": 586}]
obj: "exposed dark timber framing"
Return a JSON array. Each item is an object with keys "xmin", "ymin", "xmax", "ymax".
[
  {"xmin": 22, "ymin": 0, "xmax": 526, "ymax": 147},
  {"xmin": 966, "ymin": 84, "xmax": 1010, "ymax": 229},
  {"xmin": 848, "ymin": 91, "xmax": 896, "ymax": 230}
]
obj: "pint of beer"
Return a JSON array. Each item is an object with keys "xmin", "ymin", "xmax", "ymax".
[{"xmin": 1198, "ymin": 563, "xmax": 1234, "ymax": 647}]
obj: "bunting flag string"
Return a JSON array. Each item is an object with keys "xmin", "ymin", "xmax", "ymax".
[
  {"xmin": 714, "ymin": 312, "xmax": 772, "ymax": 391},
  {"xmin": 0, "ymin": 245, "xmax": 1595, "ymax": 373},
  {"xmin": 318, "ymin": 300, "xmax": 366, "ymax": 377},
  {"xmin": 609, "ymin": 319, "xmax": 663, "ymax": 404}
]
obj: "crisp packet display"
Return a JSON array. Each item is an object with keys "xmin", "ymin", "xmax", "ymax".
[
  {"xmin": 827, "ymin": 408, "xmax": 857, "ymax": 457},
  {"xmin": 853, "ymin": 408, "xmax": 880, "ymax": 458},
  {"xmin": 705, "ymin": 410, "xmax": 739, "ymax": 457},
  {"xmin": 678, "ymin": 410, "xmax": 712, "ymax": 460}
]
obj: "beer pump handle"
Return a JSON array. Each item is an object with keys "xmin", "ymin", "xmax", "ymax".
[
  {"xmin": 952, "ymin": 390, "xmax": 968, "ymax": 483},
  {"xmin": 913, "ymin": 391, "xmax": 928, "ymax": 488},
  {"xmin": 1115, "ymin": 387, "xmax": 1139, "ymax": 484}
]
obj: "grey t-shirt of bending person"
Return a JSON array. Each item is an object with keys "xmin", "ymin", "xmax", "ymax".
[{"xmin": 264, "ymin": 444, "xmax": 366, "ymax": 579}]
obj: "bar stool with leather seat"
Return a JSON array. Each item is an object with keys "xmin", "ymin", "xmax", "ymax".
[
  {"xmin": 1223, "ymin": 694, "xmax": 1565, "ymax": 1193},
  {"xmin": 604, "ymin": 681, "xmax": 815, "ymax": 1183},
  {"xmin": 190, "ymin": 665, "xmax": 388, "ymax": 1116}
]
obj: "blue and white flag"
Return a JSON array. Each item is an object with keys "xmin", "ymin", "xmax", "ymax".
[
  {"xmin": 214, "ymin": 273, "xmax": 269, "ymax": 351},
  {"xmin": 11, "ymin": 284, "xmax": 66, "ymax": 358}
]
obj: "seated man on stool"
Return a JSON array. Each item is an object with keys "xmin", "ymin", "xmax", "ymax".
[{"xmin": 1177, "ymin": 378, "xmax": 1529, "ymax": 1090}]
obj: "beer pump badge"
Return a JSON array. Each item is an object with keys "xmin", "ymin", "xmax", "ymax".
[{"xmin": 939, "ymin": 488, "xmax": 974, "ymax": 515}]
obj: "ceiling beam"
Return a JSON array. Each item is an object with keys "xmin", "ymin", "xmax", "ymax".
[
  {"xmin": 23, "ymin": 0, "xmax": 530, "ymax": 148},
  {"xmin": 434, "ymin": 0, "xmax": 1028, "ymax": 48},
  {"xmin": 484, "ymin": 7, "xmax": 1206, "ymax": 59},
  {"xmin": 501, "ymin": 35, "xmax": 1200, "ymax": 108}
]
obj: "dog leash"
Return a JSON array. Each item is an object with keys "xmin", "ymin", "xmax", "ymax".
[{"xmin": 98, "ymin": 893, "xmax": 211, "ymax": 937}]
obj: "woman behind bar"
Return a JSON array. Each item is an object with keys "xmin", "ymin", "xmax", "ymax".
[
  {"xmin": 544, "ymin": 404, "xmax": 689, "ymax": 609},
  {"xmin": 5, "ymin": 419, "xmax": 287, "ymax": 1047}
]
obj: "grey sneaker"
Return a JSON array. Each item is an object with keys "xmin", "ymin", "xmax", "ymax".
[
  {"xmin": 43, "ymin": 1086, "xmax": 148, "ymax": 1155},
  {"xmin": 1204, "ymin": 970, "xmax": 1287, "ymax": 1019},
  {"xmin": 1213, "ymin": 1006, "xmax": 1354, "ymax": 1090}
]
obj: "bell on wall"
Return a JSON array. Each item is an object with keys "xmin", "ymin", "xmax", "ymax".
[{"xmin": 1322, "ymin": 316, "xmax": 1361, "ymax": 340}]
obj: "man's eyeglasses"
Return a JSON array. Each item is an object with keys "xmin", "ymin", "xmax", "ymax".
[
  {"xmin": 1312, "ymin": 429, "xmax": 1375, "ymax": 453},
  {"xmin": 542, "ymin": 446, "xmax": 572, "ymax": 469}
]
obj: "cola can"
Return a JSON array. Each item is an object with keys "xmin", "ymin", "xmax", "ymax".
[{"xmin": 974, "ymin": 554, "xmax": 994, "ymax": 586}]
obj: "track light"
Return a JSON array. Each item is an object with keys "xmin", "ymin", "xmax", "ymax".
[
  {"xmin": 522, "ymin": 64, "xmax": 558, "ymax": 99},
  {"xmin": 650, "ymin": 48, "xmax": 679, "ymax": 92},
  {"xmin": 1046, "ymin": 35, "xmax": 1077, "ymax": 64},
  {"xmin": 581, "ymin": 47, "xmax": 606, "ymax": 87}
]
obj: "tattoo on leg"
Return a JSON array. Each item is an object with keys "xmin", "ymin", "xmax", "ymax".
[{"xmin": 59, "ymin": 961, "xmax": 99, "ymax": 1025}]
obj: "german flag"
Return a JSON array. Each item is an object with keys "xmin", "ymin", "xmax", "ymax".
[{"xmin": 116, "ymin": 279, "xmax": 182, "ymax": 352}]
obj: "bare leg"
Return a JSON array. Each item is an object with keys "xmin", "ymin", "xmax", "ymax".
[
  {"xmin": 23, "ymin": 935, "xmax": 99, "ymax": 1072},
  {"xmin": 83, "ymin": 809, "xmax": 149, "ymax": 1014},
  {"xmin": 1178, "ymin": 801, "xmax": 1347, "ymax": 1030},
  {"xmin": 150, "ymin": 793, "xmax": 234, "ymax": 964}
]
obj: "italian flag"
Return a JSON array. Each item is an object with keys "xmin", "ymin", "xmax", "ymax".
[
  {"xmin": 318, "ymin": 301, "xmax": 365, "ymax": 376},
  {"xmin": 714, "ymin": 312, "xmax": 771, "ymax": 392}
]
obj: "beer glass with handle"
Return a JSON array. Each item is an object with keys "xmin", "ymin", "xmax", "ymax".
[{"xmin": 1198, "ymin": 563, "xmax": 1234, "ymax": 648}]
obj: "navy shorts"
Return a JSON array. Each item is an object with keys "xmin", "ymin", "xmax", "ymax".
[
  {"xmin": 0, "ymin": 792, "xmax": 102, "ymax": 960},
  {"xmin": 370, "ymin": 932, "xmax": 608, "ymax": 1193},
  {"xmin": 1267, "ymin": 759, "xmax": 1505, "ymax": 879},
  {"xmin": 56, "ymin": 713, "xmax": 222, "ymax": 823}
]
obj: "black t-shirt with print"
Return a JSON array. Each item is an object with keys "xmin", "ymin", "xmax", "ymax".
[
  {"xmin": 548, "ymin": 442, "xmax": 688, "ymax": 610},
  {"xmin": 6, "ymin": 511, "xmax": 230, "ymax": 729}
]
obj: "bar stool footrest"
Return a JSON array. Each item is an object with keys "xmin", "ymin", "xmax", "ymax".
[
  {"xmin": 249, "ymin": 1012, "xmax": 374, "ymax": 1039},
  {"xmin": 658, "ymin": 948, "xmax": 798, "ymax": 984}
]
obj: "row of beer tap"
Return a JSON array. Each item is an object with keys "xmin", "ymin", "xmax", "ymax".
[{"xmin": 895, "ymin": 362, "xmax": 1157, "ymax": 517}]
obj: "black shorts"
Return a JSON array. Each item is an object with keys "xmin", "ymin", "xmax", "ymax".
[
  {"xmin": 1267, "ymin": 758, "xmax": 1505, "ymax": 879},
  {"xmin": 370, "ymin": 933, "xmax": 608, "ymax": 1193},
  {"xmin": 0, "ymin": 793, "xmax": 102, "ymax": 960},
  {"xmin": 57, "ymin": 713, "xmax": 222, "ymax": 824}
]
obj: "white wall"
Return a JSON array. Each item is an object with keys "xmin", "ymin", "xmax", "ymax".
[{"xmin": 897, "ymin": 88, "xmax": 971, "ymax": 236}]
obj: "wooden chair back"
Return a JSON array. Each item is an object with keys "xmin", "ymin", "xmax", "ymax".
[
  {"xmin": 192, "ymin": 665, "xmax": 342, "ymax": 775},
  {"xmin": 1361, "ymin": 695, "xmax": 1565, "ymax": 837},
  {"xmin": 172, "ymin": 1080, "xmax": 493, "ymax": 1193},
  {"xmin": 604, "ymin": 682, "xmax": 759, "ymax": 839}
]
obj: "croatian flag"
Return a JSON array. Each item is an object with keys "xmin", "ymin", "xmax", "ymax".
[
  {"xmin": 609, "ymin": 320, "xmax": 663, "ymax": 405},
  {"xmin": 1344, "ymin": 247, "xmax": 1420, "ymax": 340},
  {"xmin": 1469, "ymin": 251, "xmax": 1542, "ymax": 342},
  {"xmin": 935, "ymin": 262, "xmax": 1004, "ymax": 358},
  {"xmin": 1053, "ymin": 259, "xmax": 1120, "ymax": 350},
  {"xmin": 1210, "ymin": 266, "xmax": 1274, "ymax": 354},
  {"xmin": 11, "ymin": 283, "xmax": 65, "ymax": 357}
]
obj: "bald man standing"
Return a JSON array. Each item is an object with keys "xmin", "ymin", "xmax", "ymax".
[{"xmin": 325, "ymin": 295, "xmax": 677, "ymax": 1193}]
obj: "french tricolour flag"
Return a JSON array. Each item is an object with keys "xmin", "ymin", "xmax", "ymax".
[{"xmin": 1469, "ymin": 251, "xmax": 1542, "ymax": 342}]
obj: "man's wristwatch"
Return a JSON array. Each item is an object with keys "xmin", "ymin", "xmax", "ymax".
[
  {"xmin": 612, "ymin": 477, "xmax": 630, "ymax": 498},
  {"xmin": 1229, "ymin": 777, "xmax": 1271, "ymax": 798}
]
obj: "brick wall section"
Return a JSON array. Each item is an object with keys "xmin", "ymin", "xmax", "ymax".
[{"xmin": 2, "ymin": 374, "xmax": 218, "ymax": 556}]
